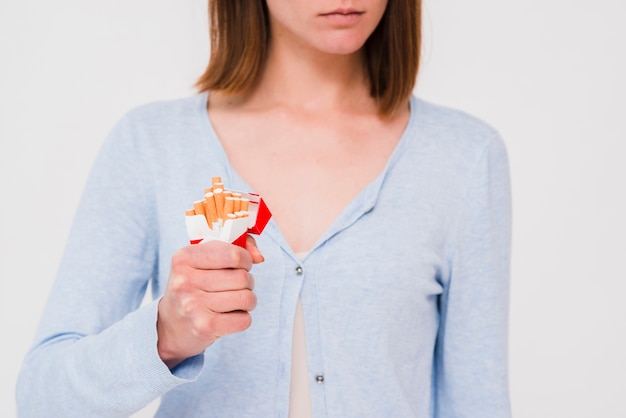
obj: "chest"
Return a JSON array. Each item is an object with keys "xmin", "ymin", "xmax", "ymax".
[{"xmin": 209, "ymin": 107, "xmax": 409, "ymax": 252}]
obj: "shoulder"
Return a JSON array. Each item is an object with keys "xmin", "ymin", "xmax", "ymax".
[
  {"xmin": 404, "ymin": 96, "xmax": 508, "ymax": 174},
  {"xmin": 390, "ymin": 97, "xmax": 509, "ymax": 201},
  {"xmin": 119, "ymin": 93, "xmax": 208, "ymax": 128},
  {"xmin": 410, "ymin": 96, "xmax": 504, "ymax": 155},
  {"xmin": 87, "ymin": 94, "xmax": 213, "ymax": 182},
  {"xmin": 101, "ymin": 94, "xmax": 209, "ymax": 154}
]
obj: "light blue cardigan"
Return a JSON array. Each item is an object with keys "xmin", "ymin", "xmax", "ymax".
[{"xmin": 17, "ymin": 93, "xmax": 512, "ymax": 417}]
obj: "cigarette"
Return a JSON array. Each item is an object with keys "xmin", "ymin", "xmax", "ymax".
[
  {"xmin": 213, "ymin": 188, "xmax": 225, "ymax": 221},
  {"xmin": 204, "ymin": 192, "xmax": 218, "ymax": 226},
  {"xmin": 193, "ymin": 200, "xmax": 211, "ymax": 229},
  {"xmin": 231, "ymin": 192, "xmax": 242, "ymax": 212},
  {"xmin": 224, "ymin": 196, "xmax": 235, "ymax": 218},
  {"xmin": 201, "ymin": 202, "xmax": 212, "ymax": 229},
  {"xmin": 186, "ymin": 177, "xmax": 263, "ymax": 246},
  {"xmin": 193, "ymin": 201, "xmax": 205, "ymax": 217}
]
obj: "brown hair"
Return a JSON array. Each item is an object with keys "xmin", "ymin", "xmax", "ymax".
[{"xmin": 196, "ymin": 0, "xmax": 421, "ymax": 116}]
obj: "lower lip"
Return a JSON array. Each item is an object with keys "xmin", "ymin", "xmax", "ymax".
[{"xmin": 321, "ymin": 12, "xmax": 363, "ymax": 25}]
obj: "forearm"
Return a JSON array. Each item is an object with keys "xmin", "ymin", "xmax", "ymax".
[{"xmin": 16, "ymin": 300, "xmax": 203, "ymax": 417}]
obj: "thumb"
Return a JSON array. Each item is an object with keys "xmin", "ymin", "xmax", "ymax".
[{"xmin": 245, "ymin": 235, "xmax": 265, "ymax": 264}]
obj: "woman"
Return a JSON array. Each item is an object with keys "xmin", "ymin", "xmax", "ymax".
[{"xmin": 17, "ymin": 0, "xmax": 512, "ymax": 416}]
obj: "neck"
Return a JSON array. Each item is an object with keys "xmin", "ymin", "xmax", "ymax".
[{"xmin": 245, "ymin": 37, "xmax": 374, "ymax": 113}]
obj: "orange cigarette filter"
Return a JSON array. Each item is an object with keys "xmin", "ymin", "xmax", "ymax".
[
  {"xmin": 201, "ymin": 202, "xmax": 212, "ymax": 229},
  {"xmin": 240, "ymin": 198, "xmax": 250, "ymax": 212},
  {"xmin": 213, "ymin": 188, "xmax": 225, "ymax": 220},
  {"xmin": 193, "ymin": 200, "xmax": 210, "ymax": 229},
  {"xmin": 233, "ymin": 197, "xmax": 241, "ymax": 213},
  {"xmin": 204, "ymin": 192, "xmax": 218, "ymax": 225},
  {"xmin": 211, "ymin": 176, "xmax": 222, "ymax": 187},
  {"xmin": 185, "ymin": 209, "xmax": 196, "ymax": 216},
  {"xmin": 193, "ymin": 201, "xmax": 205, "ymax": 216},
  {"xmin": 224, "ymin": 197, "xmax": 235, "ymax": 217}
]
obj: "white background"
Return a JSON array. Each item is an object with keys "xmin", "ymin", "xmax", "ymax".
[{"xmin": 1, "ymin": 1, "xmax": 624, "ymax": 417}]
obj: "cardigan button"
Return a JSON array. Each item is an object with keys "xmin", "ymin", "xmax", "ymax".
[
  {"xmin": 295, "ymin": 266, "xmax": 303, "ymax": 275},
  {"xmin": 315, "ymin": 373, "xmax": 324, "ymax": 384}
]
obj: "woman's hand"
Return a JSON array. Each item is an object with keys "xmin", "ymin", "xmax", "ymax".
[{"xmin": 157, "ymin": 236, "xmax": 264, "ymax": 369}]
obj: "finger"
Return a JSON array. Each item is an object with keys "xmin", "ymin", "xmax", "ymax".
[
  {"xmin": 181, "ymin": 240, "xmax": 253, "ymax": 271},
  {"xmin": 204, "ymin": 289, "xmax": 257, "ymax": 314},
  {"xmin": 210, "ymin": 311, "xmax": 253, "ymax": 337},
  {"xmin": 189, "ymin": 269, "xmax": 255, "ymax": 292},
  {"xmin": 245, "ymin": 235, "xmax": 265, "ymax": 264}
]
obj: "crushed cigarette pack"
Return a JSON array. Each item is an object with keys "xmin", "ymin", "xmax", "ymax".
[{"xmin": 185, "ymin": 177, "xmax": 271, "ymax": 248}]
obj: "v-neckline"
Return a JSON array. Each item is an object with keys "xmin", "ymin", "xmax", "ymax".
[{"xmin": 194, "ymin": 93, "xmax": 421, "ymax": 258}]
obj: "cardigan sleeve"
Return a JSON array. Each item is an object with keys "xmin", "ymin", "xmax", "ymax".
[
  {"xmin": 16, "ymin": 113, "xmax": 203, "ymax": 417},
  {"xmin": 435, "ymin": 131, "xmax": 512, "ymax": 417}
]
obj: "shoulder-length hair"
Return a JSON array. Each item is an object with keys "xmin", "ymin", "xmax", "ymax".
[{"xmin": 196, "ymin": 0, "xmax": 421, "ymax": 117}]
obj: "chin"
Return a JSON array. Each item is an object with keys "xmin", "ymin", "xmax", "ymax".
[{"xmin": 317, "ymin": 34, "xmax": 369, "ymax": 56}]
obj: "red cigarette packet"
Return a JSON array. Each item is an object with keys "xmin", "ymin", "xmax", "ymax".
[{"xmin": 185, "ymin": 183, "xmax": 271, "ymax": 248}]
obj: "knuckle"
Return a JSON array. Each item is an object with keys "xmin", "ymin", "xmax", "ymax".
[
  {"xmin": 178, "ymin": 297, "xmax": 197, "ymax": 317},
  {"xmin": 229, "ymin": 246, "xmax": 252, "ymax": 269},
  {"xmin": 230, "ymin": 246, "xmax": 242, "ymax": 265},
  {"xmin": 193, "ymin": 314, "xmax": 217, "ymax": 341},
  {"xmin": 233, "ymin": 269, "xmax": 249, "ymax": 287},
  {"xmin": 239, "ymin": 290, "xmax": 257, "ymax": 310},
  {"xmin": 249, "ymin": 292, "xmax": 258, "ymax": 310},
  {"xmin": 236, "ymin": 313, "xmax": 253, "ymax": 331},
  {"xmin": 169, "ymin": 274, "xmax": 188, "ymax": 294},
  {"xmin": 215, "ymin": 312, "xmax": 252, "ymax": 336},
  {"xmin": 170, "ymin": 248, "xmax": 188, "ymax": 269}
]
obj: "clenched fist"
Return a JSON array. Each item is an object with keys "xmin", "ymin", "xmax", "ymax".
[{"xmin": 157, "ymin": 236, "xmax": 265, "ymax": 368}]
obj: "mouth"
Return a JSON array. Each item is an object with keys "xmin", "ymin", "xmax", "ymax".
[
  {"xmin": 320, "ymin": 8, "xmax": 364, "ymax": 17},
  {"xmin": 319, "ymin": 8, "xmax": 365, "ymax": 24}
]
